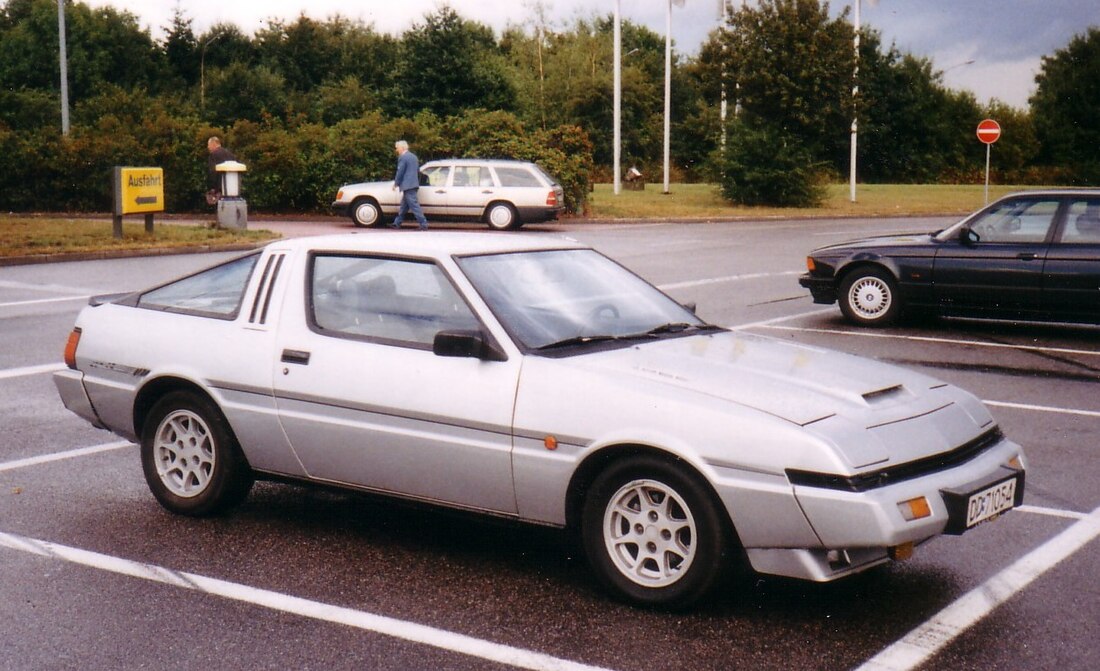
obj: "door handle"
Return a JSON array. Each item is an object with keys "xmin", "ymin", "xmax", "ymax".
[
  {"xmin": 281, "ymin": 349, "xmax": 311, "ymax": 365},
  {"xmin": 481, "ymin": 189, "xmax": 494, "ymax": 194},
  {"xmin": 435, "ymin": 189, "xmax": 446, "ymax": 193},
  {"xmin": 1016, "ymin": 252, "xmax": 1039, "ymax": 260}
]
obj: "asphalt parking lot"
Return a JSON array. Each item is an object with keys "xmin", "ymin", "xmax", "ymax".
[{"xmin": 2, "ymin": 217, "xmax": 1097, "ymax": 671}]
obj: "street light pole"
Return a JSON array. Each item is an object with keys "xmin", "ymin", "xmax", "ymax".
[
  {"xmin": 849, "ymin": 0, "xmax": 859, "ymax": 203},
  {"xmin": 614, "ymin": 0, "xmax": 622, "ymax": 195},
  {"xmin": 200, "ymin": 33, "xmax": 223, "ymax": 112},
  {"xmin": 663, "ymin": 0, "xmax": 674, "ymax": 195},
  {"xmin": 57, "ymin": 0, "xmax": 70, "ymax": 136}
]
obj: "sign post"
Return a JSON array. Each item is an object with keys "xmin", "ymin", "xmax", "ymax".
[
  {"xmin": 112, "ymin": 167, "xmax": 165, "ymax": 239},
  {"xmin": 976, "ymin": 119, "xmax": 1001, "ymax": 204}
]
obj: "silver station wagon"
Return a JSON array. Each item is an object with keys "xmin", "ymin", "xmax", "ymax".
[
  {"xmin": 332, "ymin": 159, "xmax": 565, "ymax": 230},
  {"xmin": 55, "ymin": 233, "xmax": 1025, "ymax": 608}
]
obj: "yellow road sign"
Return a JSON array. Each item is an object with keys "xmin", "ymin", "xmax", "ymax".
[{"xmin": 114, "ymin": 167, "xmax": 164, "ymax": 215}]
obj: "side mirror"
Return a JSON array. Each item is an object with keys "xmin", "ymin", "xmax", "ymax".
[
  {"xmin": 682, "ymin": 302, "xmax": 697, "ymax": 315},
  {"xmin": 433, "ymin": 330, "xmax": 507, "ymax": 362},
  {"xmin": 962, "ymin": 227, "xmax": 980, "ymax": 245}
]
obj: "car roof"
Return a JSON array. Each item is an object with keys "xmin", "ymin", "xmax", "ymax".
[
  {"xmin": 422, "ymin": 159, "xmax": 537, "ymax": 168},
  {"xmin": 1001, "ymin": 188, "xmax": 1100, "ymax": 198},
  {"xmin": 269, "ymin": 231, "xmax": 586, "ymax": 258}
]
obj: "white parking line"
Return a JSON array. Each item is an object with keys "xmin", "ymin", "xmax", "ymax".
[
  {"xmin": 0, "ymin": 441, "xmax": 133, "ymax": 473},
  {"xmin": 0, "ymin": 531, "xmax": 614, "ymax": 671},
  {"xmin": 984, "ymin": 400, "xmax": 1100, "ymax": 419},
  {"xmin": 0, "ymin": 362, "xmax": 65, "ymax": 380},
  {"xmin": 659, "ymin": 270, "xmax": 803, "ymax": 291},
  {"xmin": 757, "ymin": 324, "xmax": 1100, "ymax": 358},
  {"xmin": 0, "ymin": 295, "xmax": 90, "ymax": 308},
  {"xmin": 857, "ymin": 506, "xmax": 1100, "ymax": 671}
]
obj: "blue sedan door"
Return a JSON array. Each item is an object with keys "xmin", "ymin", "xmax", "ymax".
[
  {"xmin": 1043, "ymin": 197, "xmax": 1100, "ymax": 322},
  {"xmin": 933, "ymin": 196, "xmax": 1060, "ymax": 317}
]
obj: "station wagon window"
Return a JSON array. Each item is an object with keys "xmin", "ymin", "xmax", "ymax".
[
  {"xmin": 422, "ymin": 165, "xmax": 450, "ymax": 187},
  {"xmin": 968, "ymin": 198, "xmax": 1060, "ymax": 244},
  {"xmin": 310, "ymin": 255, "xmax": 480, "ymax": 347},
  {"xmin": 135, "ymin": 252, "xmax": 259, "ymax": 318},
  {"xmin": 452, "ymin": 166, "xmax": 493, "ymax": 187},
  {"xmin": 495, "ymin": 166, "xmax": 542, "ymax": 188},
  {"xmin": 1060, "ymin": 200, "xmax": 1100, "ymax": 244}
]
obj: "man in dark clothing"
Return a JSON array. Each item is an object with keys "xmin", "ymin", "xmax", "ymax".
[
  {"xmin": 390, "ymin": 140, "xmax": 428, "ymax": 230},
  {"xmin": 206, "ymin": 136, "xmax": 236, "ymax": 203}
]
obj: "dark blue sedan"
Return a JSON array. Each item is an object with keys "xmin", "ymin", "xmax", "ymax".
[{"xmin": 800, "ymin": 190, "xmax": 1100, "ymax": 326}]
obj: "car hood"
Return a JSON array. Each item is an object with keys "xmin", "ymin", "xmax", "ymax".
[
  {"xmin": 813, "ymin": 232, "xmax": 937, "ymax": 254},
  {"xmin": 342, "ymin": 179, "xmax": 393, "ymax": 191},
  {"xmin": 569, "ymin": 331, "xmax": 983, "ymax": 468}
]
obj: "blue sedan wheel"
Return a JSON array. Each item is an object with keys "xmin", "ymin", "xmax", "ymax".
[{"xmin": 839, "ymin": 267, "xmax": 902, "ymax": 326}]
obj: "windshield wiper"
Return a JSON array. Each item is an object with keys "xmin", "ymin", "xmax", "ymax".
[
  {"xmin": 642, "ymin": 322, "xmax": 723, "ymax": 336},
  {"xmin": 534, "ymin": 334, "xmax": 623, "ymax": 351}
]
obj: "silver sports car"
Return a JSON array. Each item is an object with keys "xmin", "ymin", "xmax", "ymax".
[{"xmin": 55, "ymin": 232, "xmax": 1025, "ymax": 607}]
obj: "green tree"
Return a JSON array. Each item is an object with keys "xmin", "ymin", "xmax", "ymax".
[
  {"xmin": 724, "ymin": 0, "xmax": 855, "ymax": 174},
  {"xmin": 162, "ymin": 5, "xmax": 198, "ymax": 89},
  {"xmin": 719, "ymin": 117, "xmax": 826, "ymax": 207},
  {"xmin": 1031, "ymin": 27, "xmax": 1100, "ymax": 183},
  {"xmin": 395, "ymin": 7, "xmax": 516, "ymax": 117}
]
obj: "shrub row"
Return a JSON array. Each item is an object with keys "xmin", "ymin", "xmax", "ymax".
[{"xmin": 0, "ymin": 106, "xmax": 594, "ymax": 215}]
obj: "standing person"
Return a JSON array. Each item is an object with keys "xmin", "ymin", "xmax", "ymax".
[
  {"xmin": 206, "ymin": 136, "xmax": 236, "ymax": 205},
  {"xmin": 390, "ymin": 140, "xmax": 428, "ymax": 230}
]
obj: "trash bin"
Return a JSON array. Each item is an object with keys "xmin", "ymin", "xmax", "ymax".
[
  {"xmin": 624, "ymin": 166, "xmax": 645, "ymax": 191},
  {"xmin": 215, "ymin": 161, "xmax": 248, "ymax": 229}
]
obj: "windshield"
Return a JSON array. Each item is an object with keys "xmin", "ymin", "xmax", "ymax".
[{"xmin": 457, "ymin": 249, "xmax": 708, "ymax": 350}]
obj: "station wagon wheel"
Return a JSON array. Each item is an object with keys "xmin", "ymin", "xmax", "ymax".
[
  {"xmin": 141, "ymin": 391, "xmax": 253, "ymax": 517},
  {"xmin": 486, "ymin": 202, "xmax": 519, "ymax": 231},
  {"xmin": 351, "ymin": 198, "xmax": 382, "ymax": 227},
  {"xmin": 581, "ymin": 455, "xmax": 729, "ymax": 608},
  {"xmin": 839, "ymin": 267, "xmax": 902, "ymax": 327}
]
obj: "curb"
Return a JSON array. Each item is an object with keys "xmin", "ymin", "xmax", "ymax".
[{"xmin": 0, "ymin": 242, "xmax": 266, "ymax": 267}]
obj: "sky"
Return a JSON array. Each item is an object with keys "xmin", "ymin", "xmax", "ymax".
[{"xmin": 83, "ymin": 1, "xmax": 1099, "ymax": 109}]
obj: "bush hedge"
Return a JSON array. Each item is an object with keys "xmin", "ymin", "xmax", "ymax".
[{"xmin": 0, "ymin": 104, "xmax": 593, "ymax": 216}]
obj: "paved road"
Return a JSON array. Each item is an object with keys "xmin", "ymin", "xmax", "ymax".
[{"xmin": 2, "ymin": 218, "xmax": 1097, "ymax": 671}]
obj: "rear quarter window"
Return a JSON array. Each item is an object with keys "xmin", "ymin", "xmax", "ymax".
[
  {"xmin": 135, "ymin": 253, "xmax": 260, "ymax": 319},
  {"xmin": 495, "ymin": 167, "xmax": 543, "ymax": 188}
]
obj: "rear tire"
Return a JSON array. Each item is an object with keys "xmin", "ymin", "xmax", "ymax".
[
  {"xmin": 581, "ymin": 455, "xmax": 729, "ymax": 609},
  {"xmin": 485, "ymin": 202, "xmax": 519, "ymax": 231},
  {"xmin": 141, "ymin": 391, "xmax": 253, "ymax": 516}
]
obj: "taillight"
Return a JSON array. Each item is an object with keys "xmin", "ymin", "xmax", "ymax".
[
  {"xmin": 546, "ymin": 190, "xmax": 558, "ymax": 206},
  {"xmin": 64, "ymin": 328, "xmax": 81, "ymax": 369}
]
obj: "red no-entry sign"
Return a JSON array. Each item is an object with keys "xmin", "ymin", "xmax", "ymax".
[{"xmin": 976, "ymin": 119, "xmax": 1001, "ymax": 144}]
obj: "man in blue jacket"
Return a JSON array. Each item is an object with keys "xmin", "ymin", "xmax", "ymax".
[{"xmin": 391, "ymin": 140, "xmax": 429, "ymax": 230}]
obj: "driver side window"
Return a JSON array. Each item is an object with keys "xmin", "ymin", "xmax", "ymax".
[{"xmin": 970, "ymin": 199, "xmax": 1059, "ymax": 244}]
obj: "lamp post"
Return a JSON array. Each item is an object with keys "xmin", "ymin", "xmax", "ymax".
[
  {"xmin": 57, "ymin": 0, "xmax": 70, "ymax": 136},
  {"xmin": 849, "ymin": 0, "xmax": 860, "ymax": 203},
  {"xmin": 200, "ymin": 33, "xmax": 223, "ymax": 111},
  {"xmin": 614, "ymin": 0, "xmax": 621, "ymax": 195}
]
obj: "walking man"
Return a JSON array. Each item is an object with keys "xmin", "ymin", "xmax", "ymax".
[{"xmin": 391, "ymin": 140, "xmax": 428, "ymax": 230}]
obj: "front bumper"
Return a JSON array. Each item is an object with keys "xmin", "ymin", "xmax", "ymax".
[
  {"xmin": 330, "ymin": 201, "xmax": 350, "ymax": 217},
  {"xmin": 719, "ymin": 434, "xmax": 1025, "ymax": 582},
  {"xmin": 798, "ymin": 273, "xmax": 837, "ymax": 304}
]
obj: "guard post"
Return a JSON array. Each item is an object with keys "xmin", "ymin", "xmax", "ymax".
[
  {"xmin": 215, "ymin": 161, "xmax": 248, "ymax": 230},
  {"xmin": 112, "ymin": 166, "xmax": 164, "ymax": 239}
]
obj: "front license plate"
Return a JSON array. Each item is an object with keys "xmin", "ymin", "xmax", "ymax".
[
  {"xmin": 965, "ymin": 478, "xmax": 1017, "ymax": 528},
  {"xmin": 941, "ymin": 469, "xmax": 1024, "ymax": 535}
]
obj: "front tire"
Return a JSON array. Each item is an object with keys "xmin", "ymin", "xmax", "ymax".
[
  {"xmin": 141, "ymin": 391, "xmax": 253, "ymax": 517},
  {"xmin": 839, "ymin": 267, "xmax": 902, "ymax": 326},
  {"xmin": 581, "ymin": 455, "xmax": 730, "ymax": 608},
  {"xmin": 351, "ymin": 198, "xmax": 383, "ymax": 227},
  {"xmin": 485, "ymin": 202, "xmax": 519, "ymax": 231}
]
